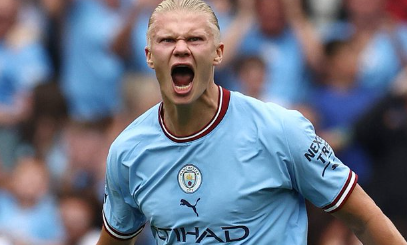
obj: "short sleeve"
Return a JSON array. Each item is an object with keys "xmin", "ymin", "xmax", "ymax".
[
  {"xmin": 102, "ymin": 147, "xmax": 146, "ymax": 240},
  {"xmin": 281, "ymin": 109, "xmax": 358, "ymax": 213}
]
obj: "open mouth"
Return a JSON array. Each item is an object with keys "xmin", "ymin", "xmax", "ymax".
[{"xmin": 171, "ymin": 65, "xmax": 194, "ymax": 92}]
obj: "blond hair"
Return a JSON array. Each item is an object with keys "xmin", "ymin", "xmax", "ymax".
[{"xmin": 147, "ymin": 0, "xmax": 220, "ymax": 47}]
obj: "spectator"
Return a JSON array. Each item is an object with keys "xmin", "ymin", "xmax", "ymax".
[
  {"xmin": 0, "ymin": 0, "xmax": 52, "ymax": 170},
  {"xmin": 204, "ymin": 0, "xmax": 235, "ymax": 32},
  {"xmin": 234, "ymin": 55, "xmax": 268, "ymax": 101},
  {"xmin": 309, "ymin": 40, "xmax": 375, "ymax": 184},
  {"xmin": 59, "ymin": 192, "xmax": 101, "ymax": 245},
  {"xmin": 19, "ymin": 82, "xmax": 69, "ymax": 189},
  {"xmin": 353, "ymin": 69, "xmax": 407, "ymax": 238},
  {"xmin": 321, "ymin": 0, "xmax": 407, "ymax": 99},
  {"xmin": 314, "ymin": 67, "xmax": 407, "ymax": 245},
  {"xmin": 218, "ymin": 0, "xmax": 324, "ymax": 107},
  {"xmin": 110, "ymin": 0, "xmax": 162, "ymax": 75},
  {"xmin": 40, "ymin": 0, "xmax": 126, "ymax": 122},
  {"xmin": 37, "ymin": 0, "xmax": 133, "ymax": 204},
  {"xmin": 61, "ymin": 118, "xmax": 112, "ymax": 199},
  {"xmin": 306, "ymin": 39, "xmax": 375, "ymax": 245},
  {"xmin": 0, "ymin": 156, "xmax": 64, "ymax": 244}
]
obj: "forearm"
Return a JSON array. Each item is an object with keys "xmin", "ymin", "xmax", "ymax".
[
  {"xmin": 291, "ymin": 20, "xmax": 324, "ymax": 72},
  {"xmin": 219, "ymin": 14, "xmax": 253, "ymax": 68},
  {"xmin": 282, "ymin": 0, "xmax": 323, "ymax": 73},
  {"xmin": 110, "ymin": 5, "xmax": 142, "ymax": 58},
  {"xmin": 110, "ymin": 0, "xmax": 159, "ymax": 58},
  {"xmin": 218, "ymin": 0, "xmax": 255, "ymax": 69},
  {"xmin": 353, "ymin": 210, "xmax": 406, "ymax": 244},
  {"xmin": 333, "ymin": 185, "xmax": 407, "ymax": 245}
]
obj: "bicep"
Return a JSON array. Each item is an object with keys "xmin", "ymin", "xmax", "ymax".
[
  {"xmin": 97, "ymin": 226, "xmax": 138, "ymax": 245},
  {"xmin": 332, "ymin": 184, "xmax": 377, "ymax": 232}
]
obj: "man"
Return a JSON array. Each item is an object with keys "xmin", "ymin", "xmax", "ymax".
[{"xmin": 97, "ymin": 0, "xmax": 407, "ymax": 244}]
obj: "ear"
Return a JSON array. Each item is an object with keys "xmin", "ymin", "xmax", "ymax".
[
  {"xmin": 213, "ymin": 43, "xmax": 224, "ymax": 66},
  {"xmin": 145, "ymin": 47, "xmax": 155, "ymax": 69}
]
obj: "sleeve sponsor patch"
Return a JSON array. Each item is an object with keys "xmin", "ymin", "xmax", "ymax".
[{"xmin": 304, "ymin": 135, "xmax": 339, "ymax": 177}]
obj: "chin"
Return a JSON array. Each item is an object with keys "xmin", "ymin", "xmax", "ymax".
[{"xmin": 170, "ymin": 95, "xmax": 195, "ymax": 106}]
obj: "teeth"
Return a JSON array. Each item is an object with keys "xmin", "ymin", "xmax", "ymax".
[{"xmin": 175, "ymin": 83, "xmax": 192, "ymax": 91}]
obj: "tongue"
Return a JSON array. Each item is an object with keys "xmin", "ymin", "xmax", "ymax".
[{"xmin": 172, "ymin": 68, "xmax": 193, "ymax": 86}]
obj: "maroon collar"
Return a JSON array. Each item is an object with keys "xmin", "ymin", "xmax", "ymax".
[{"xmin": 158, "ymin": 86, "xmax": 230, "ymax": 143}]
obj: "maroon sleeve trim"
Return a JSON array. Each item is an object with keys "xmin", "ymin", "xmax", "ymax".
[{"xmin": 323, "ymin": 171, "xmax": 358, "ymax": 213}]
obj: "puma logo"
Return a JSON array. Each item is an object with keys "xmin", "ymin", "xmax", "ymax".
[{"xmin": 180, "ymin": 198, "xmax": 200, "ymax": 217}]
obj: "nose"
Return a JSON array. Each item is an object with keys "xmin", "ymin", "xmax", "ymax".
[{"xmin": 173, "ymin": 40, "xmax": 190, "ymax": 57}]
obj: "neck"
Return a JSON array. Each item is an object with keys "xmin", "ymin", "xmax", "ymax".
[{"xmin": 162, "ymin": 84, "xmax": 219, "ymax": 136}]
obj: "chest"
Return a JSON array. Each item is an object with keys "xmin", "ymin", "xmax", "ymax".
[{"xmin": 130, "ymin": 133, "xmax": 293, "ymax": 231}]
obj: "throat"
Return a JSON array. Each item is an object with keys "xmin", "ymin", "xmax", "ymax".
[
  {"xmin": 163, "ymin": 105, "xmax": 201, "ymax": 136},
  {"xmin": 162, "ymin": 100, "xmax": 218, "ymax": 137}
]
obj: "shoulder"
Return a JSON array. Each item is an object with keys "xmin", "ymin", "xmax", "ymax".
[
  {"xmin": 109, "ymin": 104, "xmax": 161, "ymax": 161},
  {"xmin": 232, "ymin": 90, "xmax": 301, "ymax": 115},
  {"xmin": 229, "ymin": 91, "xmax": 307, "ymax": 132}
]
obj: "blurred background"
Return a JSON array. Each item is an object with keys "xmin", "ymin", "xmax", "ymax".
[{"xmin": 0, "ymin": 0, "xmax": 406, "ymax": 244}]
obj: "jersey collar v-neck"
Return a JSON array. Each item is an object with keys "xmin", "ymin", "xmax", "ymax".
[{"xmin": 158, "ymin": 86, "xmax": 230, "ymax": 143}]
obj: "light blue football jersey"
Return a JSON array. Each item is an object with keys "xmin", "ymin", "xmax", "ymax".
[{"xmin": 102, "ymin": 86, "xmax": 358, "ymax": 244}]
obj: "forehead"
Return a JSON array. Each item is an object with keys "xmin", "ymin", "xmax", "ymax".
[{"xmin": 150, "ymin": 10, "xmax": 214, "ymax": 37}]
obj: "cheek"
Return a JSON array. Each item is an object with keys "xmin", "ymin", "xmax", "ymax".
[
  {"xmin": 191, "ymin": 46, "xmax": 217, "ymax": 63},
  {"xmin": 150, "ymin": 45, "xmax": 171, "ymax": 61},
  {"xmin": 194, "ymin": 62, "xmax": 215, "ymax": 84}
]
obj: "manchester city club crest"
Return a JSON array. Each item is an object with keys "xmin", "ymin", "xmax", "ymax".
[{"xmin": 178, "ymin": 164, "xmax": 202, "ymax": 193}]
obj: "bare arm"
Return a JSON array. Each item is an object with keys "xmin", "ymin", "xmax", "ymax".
[
  {"xmin": 97, "ymin": 226, "xmax": 138, "ymax": 245},
  {"xmin": 110, "ymin": 2, "xmax": 143, "ymax": 58},
  {"xmin": 110, "ymin": 0, "xmax": 157, "ymax": 59},
  {"xmin": 281, "ymin": 0, "xmax": 324, "ymax": 74},
  {"xmin": 218, "ymin": 0, "xmax": 255, "ymax": 69},
  {"xmin": 333, "ymin": 184, "xmax": 407, "ymax": 244}
]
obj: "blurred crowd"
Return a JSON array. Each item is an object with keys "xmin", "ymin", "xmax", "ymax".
[{"xmin": 0, "ymin": 0, "xmax": 406, "ymax": 244}]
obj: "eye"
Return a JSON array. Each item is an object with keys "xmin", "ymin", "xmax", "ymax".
[
  {"xmin": 160, "ymin": 38, "xmax": 175, "ymax": 43},
  {"xmin": 188, "ymin": 37, "xmax": 203, "ymax": 42}
]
